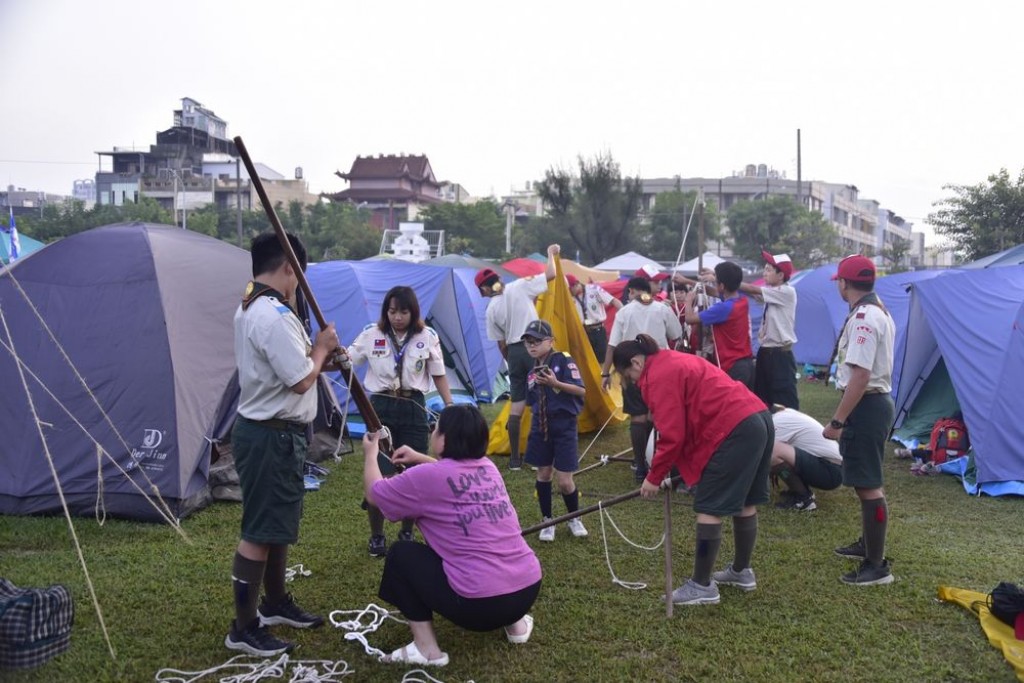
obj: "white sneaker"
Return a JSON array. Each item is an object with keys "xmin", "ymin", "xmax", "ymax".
[
  {"xmin": 567, "ymin": 517, "xmax": 588, "ymax": 538},
  {"xmin": 538, "ymin": 518, "xmax": 555, "ymax": 542}
]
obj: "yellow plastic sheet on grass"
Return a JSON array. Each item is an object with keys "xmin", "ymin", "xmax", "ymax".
[
  {"xmin": 937, "ymin": 585, "xmax": 1024, "ymax": 681},
  {"xmin": 487, "ymin": 256, "xmax": 624, "ymax": 456}
]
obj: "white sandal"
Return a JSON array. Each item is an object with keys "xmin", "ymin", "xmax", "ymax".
[
  {"xmin": 384, "ymin": 641, "xmax": 449, "ymax": 667},
  {"xmin": 505, "ymin": 614, "xmax": 534, "ymax": 644}
]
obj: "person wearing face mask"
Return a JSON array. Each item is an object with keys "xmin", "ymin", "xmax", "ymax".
[
  {"xmin": 739, "ymin": 251, "xmax": 799, "ymax": 409},
  {"xmin": 341, "ymin": 285, "xmax": 454, "ymax": 558}
]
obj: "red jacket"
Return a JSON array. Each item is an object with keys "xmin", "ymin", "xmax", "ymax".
[{"xmin": 637, "ymin": 350, "xmax": 767, "ymax": 487}]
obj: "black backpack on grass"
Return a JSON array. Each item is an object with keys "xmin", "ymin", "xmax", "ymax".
[
  {"xmin": 0, "ymin": 578, "xmax": 74, "ymax": 670},
  {"xmin": 988, "ymin": 581, "xmax": 1024, "ymax": 640}
]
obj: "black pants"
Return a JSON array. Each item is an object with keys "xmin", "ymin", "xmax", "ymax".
[
  {"xmin": 378, "ymin": 541, "xmax": 541, "ymax": 630},
  {"xmin": 585, "ymin": 324, "xmax": 609, "ymax": 361},
  {"xmin": 754, "ymin": 347, "xmax": 798, "ymax": 409}
]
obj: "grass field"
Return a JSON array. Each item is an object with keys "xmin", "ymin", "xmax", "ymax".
[{"xmin": 1, "ymin": 380, "xmax": 1022, "ymax": 682}]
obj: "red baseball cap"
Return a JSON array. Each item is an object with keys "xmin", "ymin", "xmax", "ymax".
[
  {"xmin": 565, "ymin": 274, "xmax": 579, "ymax": 287},
  {"xmin": 831, "ymin": 254, "xmax": 876, "ymax": 283},
  {"xmin": 761, "ymin": 251, "xmax": 794, "ymax": 278},
  {"xmin": 475, "ymin": 268, "xmax": 499, "ymax": 288},
  {"xmin": 635, "ymin": 263, "xmax": 669, "ymax": 282}
]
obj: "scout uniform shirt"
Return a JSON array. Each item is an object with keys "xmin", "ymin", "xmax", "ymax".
[
  {"xmin": 347, "ymin": 324, "xmax": 446, "ymax": 393},
  {"xmin": 234, "ymin": 292, "xmax": 317, "ymax": 423},
  {"xmin": 759, "ymin": 283, "xmax": 798, "ymax": 348},
  {"xmin": 486, "ymin": 275, "xmax": 549, "ymax": 343},
  {"xmin": 525, "ymin": 351, "xmax": 584, "ymax": 417},
  {"xmin": 835, "ymin": 299, "xmax": 895, "ymax": 394},
  {"xmin": 608, "ymin": 297, "xmax": 683, "ymax": 350},
  {"xmin": 574, "ymin": 284, "xmax": 615, "ymax": 326}
]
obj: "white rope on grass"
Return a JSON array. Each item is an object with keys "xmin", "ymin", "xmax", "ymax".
[
  {"xmin": 577, "ymin": 410, "xmax": 618, "ymax": 462},
  {"xmin": 284, "ymin": 564, "xmax": 311, "ymax": 583},
  {"xmin": 328, "ymin": 603, "xmax": 407, "ymax": 660},
  {"xmin": 399, "ymin": 670, "xmax": 476, "ymax": 683},
  {"xmin": 596, "ymin": 500, "xmax": 666, "ymax": 591},
  {"xmin": 154, "ymin": 654, "xmax": 355, "ymax": 683}
]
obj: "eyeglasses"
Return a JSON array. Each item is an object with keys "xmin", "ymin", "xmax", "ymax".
[{"xmin": 523, "ymin": 338, "xmax": 549, "ymax": 346}]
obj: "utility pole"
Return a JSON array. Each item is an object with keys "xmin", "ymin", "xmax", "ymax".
[{"xmin": 796, "ymin": 128, "xmax": 803, "ymax": 208}]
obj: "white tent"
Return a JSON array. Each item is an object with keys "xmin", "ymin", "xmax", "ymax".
[
  {"xmin": 593, "ymin": 251, "xmax": 659, "ymax": 271},
  {"xmin": 673, "ymin": 252, "xmax": 725, "ymax": 276}
]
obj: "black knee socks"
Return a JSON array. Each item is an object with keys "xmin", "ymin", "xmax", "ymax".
[
  {"xmin": 232, "ymin": 552, "xmax": 266, "ymax": 630},
  {"xmin": 562, "ymin": 488, "xmax": 579, "ymax": 513},
  {"xmin": 732, "ymin": 513, "xmax": 758, "ymax": 571},
  {"xmin": 861, "ymin": 497, "xmax": 888, "ymax": 565},
  {"xmin": 508, "ymin": 414, "xmax": 522, "ymax": 462},
  {"xmin": 692, "ymin": 523, "xmax": 723, "ymax": 586},
  {"xmin": 536, "ymin": 480, "xmax": 553, "ymax": 518},
  {"xmin": 629, "ymin": 422, "xmax": 652, "ymax": 471}
]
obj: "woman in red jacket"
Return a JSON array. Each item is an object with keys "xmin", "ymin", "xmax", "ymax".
[{"xmin": 612, "ymin": 334, "xmax": 773, "ymax": 606}]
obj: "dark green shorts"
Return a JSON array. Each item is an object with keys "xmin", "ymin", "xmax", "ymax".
[
  {"xmin": 793, "ymin": 447, "xmax": 842, "ymax": 491},
  {"xmin": 694, "ymin": 410, "xmax": 774, "ymax": 517},
  {"xmin": 233, "ymin": 416, "xmax": 307, "ymax": 545},
  {"xmin": 840, "ymin": 393, "xmax": 895, "ymax": 489},
  {"xmin": 370, "ymin": 393, "xmax": 429, "ymax": 476},
  {"xmin": 507, "ymin": 342, "xmax": 533, "ymax": 402}
]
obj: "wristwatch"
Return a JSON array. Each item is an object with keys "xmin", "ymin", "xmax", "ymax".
[{"xmin": 829, "ymin": 419, "xmax": 846, "ymax": 430}]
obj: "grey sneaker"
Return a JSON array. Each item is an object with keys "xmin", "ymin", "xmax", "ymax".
[
  {"xmin": 567, "ymin": 517, "xmax": 588, "ymax": 538},
  {"xmin": 711, "ymin": 564, "xmax": 757, "ymax": 591},
  {"xmin": 668, "ymin": 579, "xmax": 720, "ymax": 605},
  {"xmin": 841, "ymin": 559, "xmax": 894, "ymax": 586},
  {"xmin": 834, "ymin": 537, "xmax": 866, "ymax": 559}
]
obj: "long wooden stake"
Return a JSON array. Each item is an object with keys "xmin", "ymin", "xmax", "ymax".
[
  {"xmin": 521, "ymin": 476, "xmax": 682, "ymax": 536},
  {"xmin": 232, "ymin": 136, "xmax": 386, "ymax": 440},
  {"xmin": 664, "ymin": 490, "xmax": 674, "ymax": 617}
]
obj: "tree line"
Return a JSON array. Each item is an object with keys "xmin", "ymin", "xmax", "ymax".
[{"xmin": 13, "ymin": 156, "xmax": 1023, "ymax": 270}]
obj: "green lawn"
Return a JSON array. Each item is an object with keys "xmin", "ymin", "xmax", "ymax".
[{"xmin": 1, "ymin": 381, "xmax": 1021, "ymax": 682}]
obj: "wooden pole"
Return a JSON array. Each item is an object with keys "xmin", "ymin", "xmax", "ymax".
[
  {"xmin": 232, "ymin": 136, "xmax": 386, "ymax": 441},
  {"xmin": 664, "ymin": 490, "xmax": 674, "ymax": 617},
  {"xmin": 521, "ymin": 476, "xmax": 682, "ymax": 536}
]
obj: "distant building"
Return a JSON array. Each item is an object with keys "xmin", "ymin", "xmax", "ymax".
[
  {"xmin": 72, "ymin": 179, "xmax": 96, "ymax": 208},
  {"xmin": 639, "ymin": 164, "xmax": 919, "ymax": 264},
  {"xmin": 95, "ymin": 98, "xmax": 316, "ymax": 225},
  {"xmin": 1, "ymin": 185, "xmax": 66, "ymax": 217},
  {"xmin": 326, "ymin": 154, "xmax": 446, "ymax": 230}
]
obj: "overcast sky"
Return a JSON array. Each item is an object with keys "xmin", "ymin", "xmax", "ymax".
[{"xmin": 2, "ymin": 1, "xmax": 1022, "ymax": 245}]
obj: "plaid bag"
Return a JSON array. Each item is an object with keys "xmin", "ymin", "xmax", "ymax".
[{"xmin": 0, "ymin": 579, "xmax": 74, "ymax": 670}]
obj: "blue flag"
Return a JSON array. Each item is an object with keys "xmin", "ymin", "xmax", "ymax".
[{"xmin": 8, "ymin": 206, "xmax": 19, "ymax": 261}]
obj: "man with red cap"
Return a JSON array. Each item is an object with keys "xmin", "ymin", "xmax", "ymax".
[
  {"xmin": 568, "ymin": 274, "xmax": 622, "ymax": 360},
  {"xmin": 823, "ymin": 254, "xmax": 895, "ymax": 586},
  {"xmin": 739, "ymin": 251, "xmax": 799, "ymax": 409},
  {"xmin": 476, "ymin": 244, "xmax": 559, "ymax": 470}
]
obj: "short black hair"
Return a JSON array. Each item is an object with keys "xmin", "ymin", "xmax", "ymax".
[
  {"xmin": 379, "ymin": 286, "xmax": 425, "ymax": 335},
  {"xmin": 626, "ymin": 277, "xmax": 651, "ymax": 293},
  {"xmin": 714, "ymin": 261, "xmax": 743, "ymax": 293},
  {"xmin": 435, "ymin": 404, "xmax": 489, "ymax": 460},
  {"xmin": 847, "ymin": 280, "xmax": 874, "ymax": 293},
  {"xmin": 250, "ymin": 232, "xmax": 307, "ymax": 277}
]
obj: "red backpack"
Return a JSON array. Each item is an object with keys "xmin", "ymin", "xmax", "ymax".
[{"xmin": 928, "ymin": 416, "xmax": 970, "ymax": 465}]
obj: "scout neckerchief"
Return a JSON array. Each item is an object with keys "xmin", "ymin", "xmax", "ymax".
[
  {"xmin": 536, "ymin": 351, "xmax": 554, "ymax": 440},
  {"xmin": 241, "ymin": 281, "xmax": 289, "ymax": 312},
  {"xmin": 829, "ymin": 291, "xmax": 890, "ymax": 368},
  {"xmin": 386, "ymin": 328, "xmax": 411, "ymax": 391}
]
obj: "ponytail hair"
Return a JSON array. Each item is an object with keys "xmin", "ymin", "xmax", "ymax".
[{"xmin": 612, "ymin": 334, "xmax": 661, "ymax": 373}]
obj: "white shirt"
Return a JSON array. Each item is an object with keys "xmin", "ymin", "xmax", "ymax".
[
  {"xmin": 608, "ymin": 299, "xmax": 683, "ymax": 350},
  {"xmin": 486, "ymin": 275, "xmax": 549, "ymax": 343},
  {"xmin": 347, "ymin": 325, "xmax": 446, "ymax": 393},
  {"xmin": 575, "ymin": 284, "xmax": 615, "ymax": 325},
  {"xmin": 234, "ymin": 295, "xmax": 317, "ymax": 423},
  {"xmin": 759, "ymin": 284, "xmax": 798, "ymax": 347},
  {"xmin": 772, "ymin": 408, "xmax": 842, "ymax": 463},
  {"xmin": 836, "ymin": 300, "xmax": 895, "ymax": 394}
]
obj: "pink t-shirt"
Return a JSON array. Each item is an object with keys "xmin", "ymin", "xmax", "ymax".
[{"xmin": 371, "ymin": 457, "xmax": 542, "ymax": 598}]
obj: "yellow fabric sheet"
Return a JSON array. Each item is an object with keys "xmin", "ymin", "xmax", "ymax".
[
  {"xmin": 937, "ymin": 585, "xmax": 1024, "ymax": 681},
  {"xmin": 487, "ymin": 256, "xmax": 624, "ymax": 455},
  {"xmin": 561, "ymin": 260, "xmax": 619, "ymax": 283}
]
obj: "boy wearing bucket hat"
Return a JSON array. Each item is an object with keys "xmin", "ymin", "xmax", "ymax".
[
  {"xmin": 739, "ymin": 251, "xmax": 799, "ymax": 409},
  {"xmin": 476, "ymin": 244, "xmax": 559, "ymax": 470},
  {"xmin": 824, "ymin": 254, "xmax": 895, "ymax": 586}
]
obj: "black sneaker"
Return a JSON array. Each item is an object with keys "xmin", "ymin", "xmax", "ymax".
[
  {"xmin": 634, "ymin": 467, "xmax": 649, "ymax": 484},
  {"xmin": 397, "ymin": 529, "xmax": 414, "ymax": 542},
  {"xmin": 776, "ymin": 492, "xmax": 817, "ymax": 511},
  {"xmin": 369, "ymin": 534, "xmax": 388, "ymax": 558},
  {"xmin": 834, "ymin": 537, "xmax": 867, "ymax": 559},
  {"xmin": 225, "ymin": 619, "xmax": 295, "ymax": 656},
  {"xmin": 509, "ymin": 455, "xmax": 523, "ymax": 471},
  {"xmin": 258, "ymin": 593, "xmax": 325, "ymax": 629},
  {"xmin": 841, "ymin": 559, "xmax": 894, "ymax": 586}
]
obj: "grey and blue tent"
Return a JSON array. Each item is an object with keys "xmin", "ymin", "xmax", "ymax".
[{"xmin": 0, "ymin": 223, "xmax": 250, "ymax": 521}]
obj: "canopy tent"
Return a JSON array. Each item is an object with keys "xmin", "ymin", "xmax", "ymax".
[
  {"xmin": 593, "ymin": 251, "xmax": 659, "ymax": 271},
  {"xmin": 960, "ymin": 243, "xmax": 1024, "ymax": 269},
  {"xmin": 486, "ymin": 258, "xmax": 624, "ymax": 455},
  {"xmin": 307, "ymin": 259, "xmax": 503, "ymax": 408},
  {"xmin": 0, "ymin": 231, "xmax": 46, "ymax": 264},
  {"xmin": 422, "ymin": 254, "xmax": 516, "ymax": 282},
  {"xmin": 0, "ymin": 223, "xmax": 250, "ymax": 521},
  {"xmin": 672, "ymin": 252, "xmax": 725, "ymax": 276},
  {"xmin": 503, "ymin": 257, "xmax": 546, "ymax": 277},
  {"xmin": 892, "ymin": 266, "xmax": 1024, "ymax": 496}
]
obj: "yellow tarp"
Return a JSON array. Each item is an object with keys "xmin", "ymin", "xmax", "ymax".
[
  {"xmin": 561, "ymin": 260, "xmax": 619, "ymax": 283},
  {"xmin": 937, "ymin": 585, "xmax": 1024, "ymax": 681},
  {"xmin": 487, "ymin": 256, "xmax": 624, "ymax": 455}
]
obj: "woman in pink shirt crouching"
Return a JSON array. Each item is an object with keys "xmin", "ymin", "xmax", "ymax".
[{"xmin": 363, "ymin": 404, "xmax": 541, "ymax": 667}]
